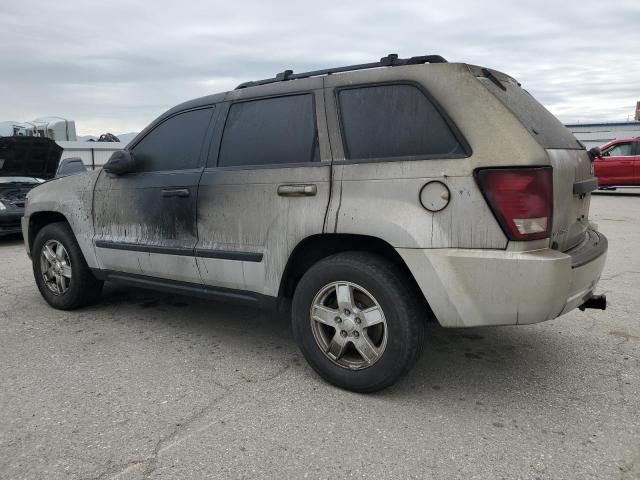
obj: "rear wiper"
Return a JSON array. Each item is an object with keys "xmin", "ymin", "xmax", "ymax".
[{"xmin": 482, "ymin": 68, "xmax": 507, "ymax": 91}]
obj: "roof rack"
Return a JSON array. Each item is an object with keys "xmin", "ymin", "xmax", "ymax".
[{"xmin": 235, "ymin": 53, "xmax": 447, "ymax": 89}]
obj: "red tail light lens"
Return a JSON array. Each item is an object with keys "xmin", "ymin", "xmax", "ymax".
[{"xmin": 475, "ymin": 167, "xmax": 553, "ymax": 241}]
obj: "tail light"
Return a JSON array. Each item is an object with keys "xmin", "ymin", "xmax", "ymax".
[{"xmin": 475, "ymin": 167, "xmax": 553, "ymax": 241}]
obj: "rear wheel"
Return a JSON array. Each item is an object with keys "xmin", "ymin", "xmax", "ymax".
[
  {"xmin": 32, "ymin": 222, "xmax": 103, "ymax": 310},
  {"xmin": 292, "ymin": 252, "xmax": 425, "ymax": 392}
]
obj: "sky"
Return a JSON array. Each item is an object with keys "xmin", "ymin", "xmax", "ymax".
[{"xmin": 1, "ymin": 0, "xmax": 639, "ymax": 136}]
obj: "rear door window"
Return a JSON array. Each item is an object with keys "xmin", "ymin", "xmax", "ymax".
[
  {"xmin": 132, "ymin": 108, "xmax": 213, "ymax": 172},
  {"xmin": 337, "ymin": 84, "xmax": 464, "ymax": 160},
  {"xmin": 217, "ymin": 94, "xmax": 318, "ymax": 168}
]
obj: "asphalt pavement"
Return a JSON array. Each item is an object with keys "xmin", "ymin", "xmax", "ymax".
[{"xmin": 0, "ymin": 194, "xmax": 639, "ymax": 479}]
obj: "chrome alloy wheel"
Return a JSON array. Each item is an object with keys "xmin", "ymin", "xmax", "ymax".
[
  {"xmin": 40, "ymin": 240, "xmax": 72, "ymax": 295},
  {"xmin": 310, "ymin": 281, "xmax": 388, "ymax": 370}
]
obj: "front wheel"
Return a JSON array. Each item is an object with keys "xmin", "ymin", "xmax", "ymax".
[
  {"xmin": 32, "ymin": 222, "xmax": 103, "ymax": 310},
  {"xmin": 292, "ymin": 252, "xmax": 426, "ymax": 392}
]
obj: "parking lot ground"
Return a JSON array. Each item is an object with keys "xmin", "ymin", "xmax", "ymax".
[{"xmin": 1, "ymin": 194, "xmax": 639, "ymax": 480}]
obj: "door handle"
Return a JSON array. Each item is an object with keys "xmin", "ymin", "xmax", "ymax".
[
  {"xmin": 161, "ymin": 188, "xmax": 190, "ymax": 198},
  {"xmin": 277, "ymin": 184, "xmax": 317, "ymax": 197}
]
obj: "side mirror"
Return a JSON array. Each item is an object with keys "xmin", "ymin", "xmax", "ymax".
[
  {"xmin": 103, "ymin": 150, "xmax": 135, "ymax": 175},
  {"xmin": 588, "ymin": 146, "xmax": 602, "ymax": 161},
  {"xmin": 56, "ymin": 157, "xmax": 87, "ymax": 178}
]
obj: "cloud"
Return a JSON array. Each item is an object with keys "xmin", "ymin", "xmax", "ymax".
[{"xmin": 1, "ymin": 0, "xmax": 638, "ymax": 135}]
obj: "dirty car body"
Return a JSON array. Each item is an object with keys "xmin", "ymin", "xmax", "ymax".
[{"xmin": 22, "ymin": 55, "xmax": 608, "ymax": 392}]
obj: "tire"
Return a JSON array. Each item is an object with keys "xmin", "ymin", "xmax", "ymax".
[
  {"xmin": 292, "ymin": 251, "xmax": 426, "ymax": 393},
  {"xmin": 32, "ymin": 222, "xmax": 103, "ymax": 310}
]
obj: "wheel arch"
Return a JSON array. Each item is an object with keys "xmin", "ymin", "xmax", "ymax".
[
  {"xmin": 28, "ymin": 211, "xmax": 69, "ymax": 252},
  {"xmin": 278, "ymin": 233, "xmax": 433, "ymax": 316}
]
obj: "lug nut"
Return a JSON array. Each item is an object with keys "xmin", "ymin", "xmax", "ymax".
[
  {"xmin": 344, "ymin": 309, "xmax": 351, "ymax": 316},
  {"xmin": 335, "ymin": 316, "xmax": 342, "ymax": 323},
  {"xmin": 353, "ymin": 331, "xmax": 360, "ymax": 338},
  {"xmin": 340, "ymin": 330, "xmax": 347, "ymax": 337},
  {"xmin": 355, "ymin": 317, "xmax": 361, "ymax": 324}
]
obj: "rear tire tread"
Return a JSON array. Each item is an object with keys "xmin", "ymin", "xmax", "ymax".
[{"xmin": 292, "ymin": 251, "xmax": 426, "ymax": 393}]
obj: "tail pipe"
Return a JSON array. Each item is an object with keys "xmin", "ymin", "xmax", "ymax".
[{"xmin": 579, "ymin": 294, "xmax": 607, "ymax": 311}]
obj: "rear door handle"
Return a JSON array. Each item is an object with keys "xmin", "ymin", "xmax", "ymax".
[
  {"xmin": 161, "ymin": 188, "xmax": 190, "ymax": 198},
  {"xmin": 277, "ymin": 184, "xmax": 317, "ymax": 197}
]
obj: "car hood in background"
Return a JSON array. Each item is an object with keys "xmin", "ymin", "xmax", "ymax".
[
  {"xmin": 0, "ymin": 137, "xmax": 62, "ymax": 180},
  {"xmin": 0, "ymin": 182, "xmax": 36, "ymax": 204}
]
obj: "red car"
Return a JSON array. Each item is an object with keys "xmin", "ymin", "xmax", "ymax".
[{"xmin": 594, "ymin": 138, "xmax": 640, "ymax": 187}]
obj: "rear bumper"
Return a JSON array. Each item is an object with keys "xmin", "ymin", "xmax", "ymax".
[
  {"xmin": 559, "ymin": 230, "xmax": 607, "ymax": 315},
  {"xmin": 397, "ymin": 229, "xmax": 607, "ymax": 328}
]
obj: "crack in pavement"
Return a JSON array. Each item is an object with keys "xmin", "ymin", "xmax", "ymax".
[
  {"xmin": 97, "ymin": 361, "xmax": 292, "ymax": 480},
  {"xmin": 601, "ymin": 270, "xmax": 640, "ymax": 282},
  {"xmin": 93, "ymin": 460, "xmax": 148, "ymax": 480}
]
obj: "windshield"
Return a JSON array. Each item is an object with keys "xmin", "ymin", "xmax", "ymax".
[{"xmin": 0, "ymin": 176, "xmax": 44, "ymax": 184}]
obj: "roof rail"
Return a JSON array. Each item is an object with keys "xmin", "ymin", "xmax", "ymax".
[{"xmin": 235, "ymin": 53, "xmax": 447, "ymax": 89}]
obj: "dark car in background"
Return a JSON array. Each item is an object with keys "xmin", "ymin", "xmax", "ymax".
[
  {"xmin": 0, "ymin": 176, "xmax": 46, "ymax": 235},
  {"xmin": 0, "ymin": 137, "xmax": 63, "ymax": 236}
]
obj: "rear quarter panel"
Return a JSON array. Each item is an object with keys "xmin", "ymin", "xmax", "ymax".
[{"xmin": 324, "ymin": 63, "xmax": 549, "ymax": 249}]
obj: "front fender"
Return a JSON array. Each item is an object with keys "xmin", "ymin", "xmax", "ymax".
[{"xmin": 24, "ymin": 171, "xmax": 101, "ymax": 269}]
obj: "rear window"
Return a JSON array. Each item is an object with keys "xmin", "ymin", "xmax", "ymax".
[
  {"xmin": 338, "ymin": 84, "xmax": 465, "ymax": 160},
  {"xmin": 478, "ymin": 76, "xmax": 582, "ymax": 150}
]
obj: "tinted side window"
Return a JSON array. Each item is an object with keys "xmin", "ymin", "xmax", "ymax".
[
  {"xmin": 338, "ymin": 84, "xmax": 464, "ymax": 160},
  {"xmin": 217, "ymin": 94, "xmax": 317, "ymax": 168},
  {"xmin": 57, "ymin": 158, "xmax": 86, "ymax": 177},
  {"xmin": 132, "ymin": 108, "xmax": 212, "ymax": 172}
]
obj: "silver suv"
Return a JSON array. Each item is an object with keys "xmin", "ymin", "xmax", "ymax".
[{"xmin": 22, "ymin": 54, "xmax": 608, "ymax": 392}]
